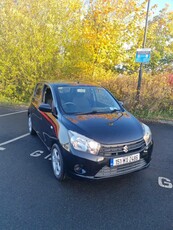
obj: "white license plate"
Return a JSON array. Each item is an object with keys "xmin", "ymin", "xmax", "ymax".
[{"xmin": 110, "ymin": 153, "xmax": 140, "ymax": 167}]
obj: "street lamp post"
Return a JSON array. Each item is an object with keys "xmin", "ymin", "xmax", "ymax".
[{"xmin": 136, "ymin": 0, "xmax": 151, "ymax": 102}]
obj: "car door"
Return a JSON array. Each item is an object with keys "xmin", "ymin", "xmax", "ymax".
[
  {"xmin": 31, "ymin": 83, "xmax": 44, "ymax": 135},
  {"xmin": 40, "ymin": 85, "xmax": 58, "ymax": 149}
]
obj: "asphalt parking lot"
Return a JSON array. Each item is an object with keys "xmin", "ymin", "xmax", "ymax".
[{"xmin": 0, "ymin": 105, "xmax": 173, "ymax": 230}]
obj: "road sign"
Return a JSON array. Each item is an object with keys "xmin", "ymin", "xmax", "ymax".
[{"xmin": 135, "ymin": 48, "xmax": 151, "ymax": 63}]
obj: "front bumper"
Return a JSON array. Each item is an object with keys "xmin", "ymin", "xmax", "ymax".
[{"xmin": 62, "ymin": 142, "xmax": 153, "ymax": 180}]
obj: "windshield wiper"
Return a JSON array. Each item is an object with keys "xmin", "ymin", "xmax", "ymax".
[
  {"xmin": 73, "ymin": 110, "xmax": 105, "ymax": 115},
  {"xmin": 68, "ymin": 109, "xmax": 121, "ymax": 115}
]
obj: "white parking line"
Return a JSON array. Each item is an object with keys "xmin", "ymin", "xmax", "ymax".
[
  {"xmin": 0, "ymin": 133, "xmax": 30, "ymax": 147},
  {"xmin": 0, "ymin": 110, "xmax": 27, "ymax": 118},
  {"xmin": 0, "ymin": 147, "xmax": 6, "ymax": 151},
  {"xmin": 44, "ymin": 154, "xmax": 51, "ymax": 160}
]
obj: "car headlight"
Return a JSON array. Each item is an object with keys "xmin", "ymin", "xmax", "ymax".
[
  {"xmin": 68, "ymin": 130, "xmax": 101, "ymax": 155},
  {"xmin": 142, "ymin": 123, "xmax": 152, "ymax": 146}
]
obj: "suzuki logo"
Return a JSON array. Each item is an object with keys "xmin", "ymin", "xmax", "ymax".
[{"xmin": 123, "ymin": 145, "xmax": 128, "ymax": 153}]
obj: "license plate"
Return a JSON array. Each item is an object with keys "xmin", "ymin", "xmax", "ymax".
[{"xmin": 110, "ymin": 153, "xmax": 140, "ymax": 167}]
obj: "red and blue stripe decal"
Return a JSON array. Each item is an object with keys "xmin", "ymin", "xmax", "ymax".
[{"xmin": 39, "ymin": 111, "xmax": 58, "ymax": 137}]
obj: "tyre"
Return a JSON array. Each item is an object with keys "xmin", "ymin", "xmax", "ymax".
[
  {"xmin": 51, "ymin": 144, "xmax": 66, "ymax": 181},
  {"xmin": 28, "ymin": 114, "xmax": 36, "ymax": 135}
]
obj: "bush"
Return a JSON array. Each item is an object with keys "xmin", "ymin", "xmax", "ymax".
[{"xmin": 102, "ymin": 72, "xmax": 173, "ymax": 119}]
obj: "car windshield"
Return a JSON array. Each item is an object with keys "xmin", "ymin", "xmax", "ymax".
[{"xmin": 57, "ymin": 86, "xmax": 122, "ymax": 114}]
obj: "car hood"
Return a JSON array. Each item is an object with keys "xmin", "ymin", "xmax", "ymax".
[{"xmin": 64, "ymin": 112, "xmax": 144, "ymax": 145}]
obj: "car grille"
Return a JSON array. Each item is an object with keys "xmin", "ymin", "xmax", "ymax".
[
  {"xmin": 95, "ymin": 158, "xmax": 147, "ymax": 178},
  {"xmin": 99, "ymin": 138, "xmax": 146, "ymax": 157}
]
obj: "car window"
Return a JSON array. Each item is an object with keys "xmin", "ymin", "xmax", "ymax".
[
  {"xmin": 34, "ymin": 83, "xmax": 43, "ymax": 101},
  {"xmin": 57, "ymin": 86, "xmax": 121, "ymax": 114},
  {"xmin": 42, "ymin": 86, "xmax": 53, "ymax": 107},
  {"xmin": 94, "ymin": 88, "xmax": 116, "ymax": 107}
]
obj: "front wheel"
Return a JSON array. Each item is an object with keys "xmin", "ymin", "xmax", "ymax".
[
  {"xmin": 51, "ymin": 144, "xmax": 66, "ymax": 182},
  {"xmin": 28, "ymin": 114, "xmax": 36, "ymax": 135}
]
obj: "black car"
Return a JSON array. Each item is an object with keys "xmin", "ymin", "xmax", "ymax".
[{"xmin": 28, "ymin": 82, "xmax": 153, "ymax": 181}]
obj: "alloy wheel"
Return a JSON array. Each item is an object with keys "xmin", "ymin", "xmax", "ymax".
[{"xmin": 52, "ymin": 147, "xmax": 62, "ymax": 177}]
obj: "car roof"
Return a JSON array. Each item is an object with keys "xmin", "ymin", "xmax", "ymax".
[{"xmin": 39, "ymin": 81, "xmax": 99, "ymax": 88}]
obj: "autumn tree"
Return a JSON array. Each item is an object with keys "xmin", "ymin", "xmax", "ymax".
[
  {"xmin": 146, "ymin": 7, "xmax": 173, "ymax": 73},
  {"xmin": 0, "ymin": 0, "xmax": 172, "ymax": 106}
]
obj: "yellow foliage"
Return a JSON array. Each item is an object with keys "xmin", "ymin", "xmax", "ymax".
[{"xmin": 0, "ymin": 0, "xmax": 172, "ymax": 120}]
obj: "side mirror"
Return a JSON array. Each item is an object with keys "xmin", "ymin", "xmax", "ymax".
[{"xmin": 39, "ymin": 103, "xmax": 52, "ymax": 113}]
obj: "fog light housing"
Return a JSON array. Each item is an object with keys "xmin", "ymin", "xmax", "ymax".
[{"xmin": 74, "ymin": 164, "xmax": 86, "ymax": 174}]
